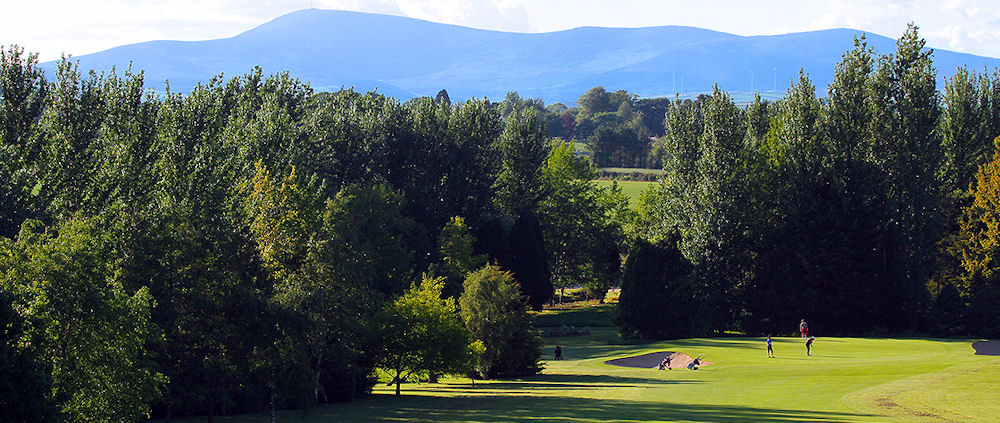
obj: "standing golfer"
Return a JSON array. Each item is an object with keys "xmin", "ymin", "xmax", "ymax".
[
  {"xmin": 800, "ymin": 319, "xmax": 809, "ymax": 338},
  {"xmin": 805, "ymin": 336, "xmax": 815, "ymax": 356},
  {"xmin": 766, "ymin": 336, "xmax": 774, "ymax": 358}
]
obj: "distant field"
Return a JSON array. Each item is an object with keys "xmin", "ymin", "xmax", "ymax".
[
  {"xmin": 594, "ymin": 180, "xmax": 655, "ymax": 208},
  {"xmin": 171, "ymin": 305, "xmax": 1000, "ymax": 422}
]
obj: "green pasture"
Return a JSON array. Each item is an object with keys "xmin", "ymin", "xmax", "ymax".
[
  {"xmin": 166, "ymin": 306, "xmax": 999, "ymax": 423},
  {"xmin": 594, "ymin": 180, "xmax": 655, "ymax": 208}
]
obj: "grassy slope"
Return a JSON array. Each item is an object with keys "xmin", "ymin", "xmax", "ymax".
[
  {"xmin": 593, "ymin": 180, "xmax": 654, "ymax": 208},
  {"xmin": 163, "ymin": 306, "xmax": 999, "ymax": 423}
]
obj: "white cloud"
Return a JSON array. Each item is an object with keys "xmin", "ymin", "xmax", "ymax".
[
  {"xmin": 378, "ymin": 0, "xmax": 531, "ymax": 32},
  {"xmin": 321, "ymin": 0, "xmax": 404, "ymax": 16}
]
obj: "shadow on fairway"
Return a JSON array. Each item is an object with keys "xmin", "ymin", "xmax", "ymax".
[
  {"xmin": 333, "ymin": 394, "xmax": 876, "ymax": 422},
  {"xmin": 404, "ymin": 373, "xmax": 703, "ymax": 396},
  {"xmin": 500, "ymin": 372, "xmax": 704, "ymax": 387}
]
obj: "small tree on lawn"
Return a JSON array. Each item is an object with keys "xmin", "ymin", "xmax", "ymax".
[
  {"xmin": 459, "ymin": 265, "xmax": 543, "ymax": 378},
  {"xmin": 376, "ymin": 275, "xmax": 474, "ymax": 396}
]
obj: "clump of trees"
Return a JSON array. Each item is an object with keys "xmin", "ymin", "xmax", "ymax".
[
  {"xmin": 498, "ymin": 88, "xmax": 672, "ymax": 169},
  {"xmin": 540, "ymin": 141, "xmax": 629, "ymax": 300},
  {"xmin": 616, "ymin": 25, "xmax": 1000, "ymax": 339},
  {"xmin": 952, "ymin": 136, "xmax": 1000, "ymax": 336},
  {"xmin": 0, "ymin": 45, "xmax": 574, "ymax": 421},
  {"xmin": 5, "ymin": 21, "xmax": 1000, "ymax": 420}
]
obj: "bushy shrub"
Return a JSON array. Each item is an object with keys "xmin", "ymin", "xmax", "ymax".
[{"xmin": 459, "ymin": 266, "xmax": 543, "ymax": 378}]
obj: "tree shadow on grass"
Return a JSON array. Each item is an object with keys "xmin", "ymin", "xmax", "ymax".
[
  {"xmin": 399, "ymin": 373, "xmax": 703, "ymax": 397},
  {"xmin": 328, "ymin": 394, "xmax": 877, "ymax": 422},
  {"xmin": 523, "ymin": 372, "xmax": 702, "ymax": 385},
  {"xmin": 474, "ymin": 373, "xmax": 705, "ymax": 390}
]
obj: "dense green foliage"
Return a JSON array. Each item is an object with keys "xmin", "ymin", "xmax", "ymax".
[
  {"xmin": 3, "ymin": 21, "xmax": 1000, "ymax": 420},
  {"xmin": 617, "ymin": 27, "xmax": 1000, "ymax": 338},
  {"xmin": 0, "ymin": 290, "xmax": 54, "ymax": 422},
  {"xmin": 1, "ymin": 218, "xmax": 161, "ymax": 422},
  {"xmin": 954, "ymin": 137, "xmax": 1000, "ymax": 336},
  {"xmin": 540, "ymin": 142, "xmax": 628, "ymax": 299},
  {"xmin": 0, "ymin": 45, "xmax": 552, "ymax": 420},
  {"xmin": 459, "ymin": 266, "xmax": 543, "ymax": 378}
]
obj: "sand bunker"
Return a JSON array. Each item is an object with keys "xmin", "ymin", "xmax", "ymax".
[
  {"xmin": 603, "ymin": 351, "xmax": 713, "ymax": 369},
  {"xmin": 972, "ymin": 340, "xmax": 1000, "ymax": 356}
]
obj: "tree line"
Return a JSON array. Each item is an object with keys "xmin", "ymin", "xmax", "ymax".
[
  {"xmin": 0, "ymin": 46, "xmax": 630, "ymax": 422},
  {"xmin": 4, "ymin": 22, "xmax": 1000, "ymax": 421},
  {"xmin": 617, "ymin": 25, "xmax": 1000, "ymax": 340},
  {"xmin": 496, "ymin": 89, "xmax": 673, "ymax": 169}
]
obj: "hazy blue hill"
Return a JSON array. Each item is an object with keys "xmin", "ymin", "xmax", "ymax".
[{"xmin": 43, "ymin": 9, "xmax": 1000, "ymax": 104}]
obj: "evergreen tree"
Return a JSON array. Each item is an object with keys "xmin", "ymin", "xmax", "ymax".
[
  {"xmin": 616, "ymin": 237, "xmax": 695, "ymax": 339},
  {"xmin": 507, "ymin": 212, "xmax": 552, "ymax": 310}
]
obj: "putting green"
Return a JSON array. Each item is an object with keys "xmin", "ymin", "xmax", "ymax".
[{"xmin": 161, "ymin": 327, "xmax": 999, "ymax": 422}]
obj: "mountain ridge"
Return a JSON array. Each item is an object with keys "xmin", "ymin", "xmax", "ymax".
[{"xmin": 41, "ymin": 9, "xmax": 1000, "ymax": 104}]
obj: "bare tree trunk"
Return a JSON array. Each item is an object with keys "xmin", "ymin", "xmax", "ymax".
[
  {"xmin": 269, "ymin": 364, "xmax": 277, "ymax": 423},
  {"xmin": 270, "ymin": 390, "xmax": 276, "ymax": 423},
  {"xmin": 165, "ymin": 385, "xmax": 172, "ymax": 423},
  {"xmin": 313, "ymin": 351, "xmax": 324, "ymax": 403},
  {"xmin": 395, "ymin": 369, "xmax": 402, "ymax": 396}
]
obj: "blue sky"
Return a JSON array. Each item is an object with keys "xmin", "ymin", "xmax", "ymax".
[{"xmin": 3, "ymin": 0, "xmax": 999, "ymax": 62}]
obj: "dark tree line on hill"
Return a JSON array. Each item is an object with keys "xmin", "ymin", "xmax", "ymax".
[
  {"xmin": 0, "ymin": 45, "xmax": 634, "ymax": 421},
  {"xmin": 617, "ymin": 25, "xmax": 1000, "ymax": 340}
]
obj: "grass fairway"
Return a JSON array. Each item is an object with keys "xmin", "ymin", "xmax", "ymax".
[
  {"xmin": 594, "ymin": 180, "xmax": 655, "ymax": 208},
  {"xmin": 164, "ymin": 308, "xmax": 999, "ymax": 422}
]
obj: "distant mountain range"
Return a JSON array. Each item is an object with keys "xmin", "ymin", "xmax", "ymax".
[{"xmin": 42, "ymin": 9, "xmax": 1000, "ymax": 104}]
